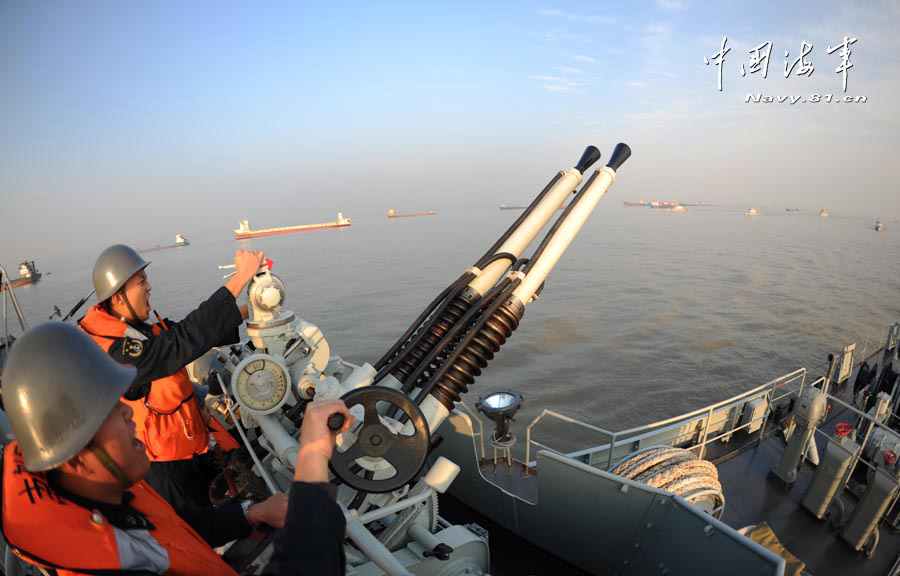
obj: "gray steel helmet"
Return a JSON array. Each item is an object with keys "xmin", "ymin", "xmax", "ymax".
[
  {"xmin": 2, "ymin": 322, "xmax": 136, "ymax": 472},
  {"xmin": 92, "ymin": 244, "xmax": 150, "ymax": 302}
]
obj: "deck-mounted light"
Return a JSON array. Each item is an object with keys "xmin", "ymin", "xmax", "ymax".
[{"xmin": 477, "ymin": 391, "xmax": 524, "ymax": 443}]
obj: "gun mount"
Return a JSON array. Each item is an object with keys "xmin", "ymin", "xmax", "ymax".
[{"xmin": 201, "ymin": 144, "xmax": 631, "ymax": 574}]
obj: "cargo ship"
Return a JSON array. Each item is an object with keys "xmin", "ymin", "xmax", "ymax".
[
  {"xmin": 0, "ymin": 261, "xmax": 41, "ymax": 292},
  {"xmin": 138, "ymin": 234, "xmax": 190, "ymax": 254},
  {"xmin": 387, "ymin": 209, "xmax": 437, "ymax": 218},
  {"xmin": 234, "ymin": 213, "xmax": 351, "ymax": 239},
  {"xmin": 623, "ymin": 201, "xmax": 649, "ymax": 207},
  {"xmin": 650, "ymin": 201, "xmax": 680, "ymax": 209}
]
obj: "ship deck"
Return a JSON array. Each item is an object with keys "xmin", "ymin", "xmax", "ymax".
[
  {"xmin": 711, "ymin": 377, "xmax": 900, "ymax": 576},
  {"xmin": 439, "ymin": 350, "xmax": 900, "ymax": 576}
]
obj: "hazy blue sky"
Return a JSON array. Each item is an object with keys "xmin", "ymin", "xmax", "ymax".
[{"xmin": 1, "ymin": 1, "xmax": 898, "ymax": 270}]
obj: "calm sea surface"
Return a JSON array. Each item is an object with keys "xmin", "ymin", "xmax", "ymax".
[{"xmin": 5, "ymin": 206, "xmax": 899, "ymax": 450}]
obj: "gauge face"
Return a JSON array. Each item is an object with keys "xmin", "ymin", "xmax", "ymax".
[{"xmin": 231, "ymin": 354, "xmax": 290, "ymax": 414}]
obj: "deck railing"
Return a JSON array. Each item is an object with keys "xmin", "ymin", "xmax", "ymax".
[
  {"xmin": 1, "ymin": 264, "xmax": 29, "ymax": 350},
  {"xmin": 524, "ymin": 368, "xmax": 808, "ymax": 471},
  {"xmin": 519, "ymin": 320, "xmax": 900, "ymax": 474}
]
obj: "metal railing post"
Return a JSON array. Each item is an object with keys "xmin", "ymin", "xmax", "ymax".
[
  {"xmin": 607, "ymin": 433, "xmax": 616, "ymax": 470},
  {"xmin": 698, "ymin": 405, "xmax": 714, "ymax": 459},
  {"xmin": 757, "ymin": 386, "xmax": 774, "ymax": 445}
]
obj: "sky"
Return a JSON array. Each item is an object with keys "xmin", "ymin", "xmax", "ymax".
[{"xmin": 1, "ymin": 0, "xmax": 898, "ymax": 270}]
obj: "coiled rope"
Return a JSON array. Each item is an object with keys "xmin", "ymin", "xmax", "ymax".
[{"xmin": 611, "ymin": 446, "xmax": 725, "ymax": 518}]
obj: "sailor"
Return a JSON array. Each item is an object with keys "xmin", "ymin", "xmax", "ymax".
[
  {"xmin": 77, "ymin": 244, "xmax": 263, "ymax": 510},
  {"xmin": 0, "ymin": 322, "xmax": 351, "ymax": 576}
]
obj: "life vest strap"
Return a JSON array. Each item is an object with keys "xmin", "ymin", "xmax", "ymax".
[{"xmin": 144, "ymin": 392, "xmax": 197, "ymax": 416}]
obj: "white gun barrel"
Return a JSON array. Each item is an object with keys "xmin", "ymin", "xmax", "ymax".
[
  {"xmin": 420, "ymin": 144, "xmax": 631, "ymax": 426},
  {"xmin": 512, "ymin": 144, "xmax": 631, "ymax": 304},
  {"xmin": 378, "ymin": 146, "xmax": 601, "ymax": 391},
  {"xmin": 467, "ymin": 146, "xmax": 600, "ymax": 296}
]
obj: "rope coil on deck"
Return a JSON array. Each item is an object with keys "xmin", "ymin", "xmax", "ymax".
[{"xmin": 611, "ymin": 447, "xmax": 725, "ymax": 518}]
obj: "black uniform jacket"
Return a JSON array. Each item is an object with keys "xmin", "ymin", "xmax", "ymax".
[
  {"xmin": 264, "ymin": 483, "xmax": 347, "ymax": 576},
  {"xmin": 81, "ymin": 286, "xmax": 243, "ymax": 399}
]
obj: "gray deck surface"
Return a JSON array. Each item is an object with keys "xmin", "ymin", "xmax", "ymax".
[{"xmin": 714, "ymin": 380, "xmax": 900, "ymax": 576}]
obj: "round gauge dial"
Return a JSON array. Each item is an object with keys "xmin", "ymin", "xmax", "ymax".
[{"xmin": 231, "ymin": 353, "xmax": 291, "ymax": 414}]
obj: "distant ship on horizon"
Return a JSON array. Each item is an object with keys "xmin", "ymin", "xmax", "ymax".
[
  {"xmin": 138, "ymin": 234, "xmax": 190, "ymax": 254},
  {"xmin": 1, "ymin": 261, "xmax": 41, "ymax": 292},
  {"xmin": 234, "ymin": 213, "xmax": 351, "ymax": 239},
  {"xmin": 387, "ymin": 209, "xmax": 437, "ymax": 218}
]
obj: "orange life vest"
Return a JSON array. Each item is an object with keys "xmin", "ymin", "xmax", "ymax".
[
  {"xmin": 1, "ymin": 443, "xmax": 238, "ymax": 576},
  {"xmin": 78, "ymin": 305, "xmax": 238, "ymax": 461}
]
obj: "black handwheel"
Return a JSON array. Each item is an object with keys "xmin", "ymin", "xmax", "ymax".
[{"xmin": 329, "ymin": 386, "xmax": 430, "ymax": 494}]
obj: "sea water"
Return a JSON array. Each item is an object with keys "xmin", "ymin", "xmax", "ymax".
[{"xmin": 4, "ymin": 206, "xmax": 899, "ymax": 451}]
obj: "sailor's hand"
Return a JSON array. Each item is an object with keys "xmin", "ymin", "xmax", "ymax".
[
  {"xmin": 294, "ymin": 399, "xmax": 353, "ymax": 483},
  {"xmin": 226, "ymin": 250, "xmax": 265, "ymax": 298},
  {"xmin": 246, "ymin": 493, "xmax": 289, "ymax": 529},
  {"xmin": 234, "ymin": 250, "xmax": 265, "ymax": 282}
]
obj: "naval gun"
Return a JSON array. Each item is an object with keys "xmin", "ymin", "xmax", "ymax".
[{"xmin": 203, "ymin": 144, "xmax": 631, "ymax": 574}]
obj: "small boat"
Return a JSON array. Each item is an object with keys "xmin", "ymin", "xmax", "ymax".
[
  {"xmin": 499, "ymin": 204, "xmax": 527, "ymax": 210},
  {"xmin": 0, "ymin": 261, "xmax": 41, "ymax": 292},
  {"xmin": 234, "ymin": 213, "xmax": 351, "ymax": 239},
  {"xmin": 744, "ymin": 208, "xmax": 759, "ymax": 216},
  {"xmin": 874, "ymin": 220, "xmax": 883, "ymax": 232},
  {"xmin": 387, "ymin": 209, "xmax": 437, "ymax": 218},
  {"xmin": 138, "ymin": 233, "xmax": 191, "ymax": 254},
  {"xmin": 667, "ymin": 205, "xmax": 687, "ymax": 212},
  {"xmin": 820, "ymin": 209, "xmax": 829, "ymax": 218},
  {"xmin": 623, "ymin": 201, "xmax": 649, "ymax": 207}
]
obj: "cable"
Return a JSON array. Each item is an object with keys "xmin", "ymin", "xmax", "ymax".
[
  {"xmin": 373, "ymin": 272, "xmax": 471, "ymax": 372},
  {"xmin": 415, "ymin": 278, "xmax": 525, "ymax": 410},
  {"xmin": 401, "ymin": 276, "xmax": 515, "ymax": 397},
  {"xmin": 375, "ymin": 252, "xmax": 518, "ymax": 388}
]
